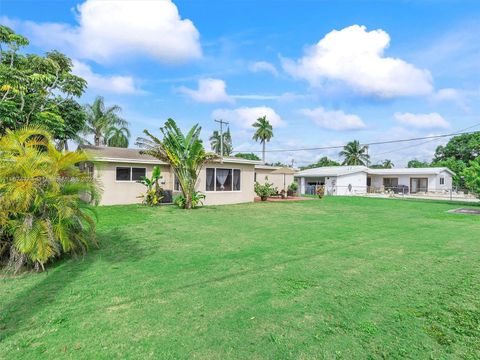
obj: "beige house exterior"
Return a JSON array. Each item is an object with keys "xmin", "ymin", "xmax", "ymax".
[
  {"xmin": 254, "ymin": 165, "xmax": 296, "ymax": 192},
  {"xmin": 82, "ymin": 146, "xmax": 260, "ymax": 206}
]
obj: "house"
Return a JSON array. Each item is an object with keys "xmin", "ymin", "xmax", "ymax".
[
  {"xmin": 254, "ymin": 165, "xmax": 296, "ymax": 193},
  {"xmin": 81, "ymin": 146, "xmax": 261, "ymax": 206},
  {"xmin": 295, "ymin": 166, "xmax": 454, "ymax": 196}
]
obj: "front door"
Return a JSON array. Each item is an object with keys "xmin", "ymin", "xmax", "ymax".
[{"xmin": 410, "ymin": 178, "xmax": 428, "ymax": 193}]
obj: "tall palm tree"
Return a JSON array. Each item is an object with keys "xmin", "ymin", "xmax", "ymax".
[
  {"xmin": 209, "ymin": 127, "xmax": 232, "ymax": 156},
  {"xmin": 83, "ymin": 96, "xmax": 130, "ymax": 147},
  {"xmin": 136, "ymin": 119, "xmax": 217, "ymax": 209},
  {"xmin": 382, "ymin": 159, "xmax": 394, "ymax": 169},
  {"xmin": 252, "ymin": 116, "xmax": 273, "ymax": 163},
  {"xmin": 339, "ymin": 140, "xmax": 370, "ymax": 166}
]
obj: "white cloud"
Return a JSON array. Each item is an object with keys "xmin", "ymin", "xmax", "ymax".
[
  {"xmin": 7, "ymin": 0, "xmax": 201, "ymax": 63},
  {"xmin": 282, "ymin": 25, "xmax": 433, "ymax": 97},
  {"xmin": 72, "ymin": 60, "xmax": 144, "ymax": 95},
  {"xmin": 212, "ymin": 106, "xmax": 285, "ymax": 129},
  {"xmin": 300, "ymin": 107, "xmax": 366, "ymax": 130},
  {"xmin": 394, "ymin": 112, "xmax": 450, "ymax": 129},
  {"xmin": 178, "ymin": 78, "xmax": 233, "ymax": 103},
  {"xmin": 431, "ymin": 88, "xmax": 469, "ymax": 111},
  {"xmin": 249, "ymin": 61, "xmax": 279, "ymax": 76}
]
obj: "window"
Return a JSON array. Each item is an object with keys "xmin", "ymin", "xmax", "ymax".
[
  {"xmin": 174, "ymin": 175, "xmax": 180, "ymax": 191},
  {"xmin": 132, "ymin": 167, "xmax": 146, "ymax": 181},
  {"xmin": 383, "ymin": 177, "xmax": 398, "ymax": 188},
  {"xmin": 440, "ymin": 177, "xmax": 445, "ymax": 185},
  {"xmin": 116, "ymin": 167, "xmax": 131, "ymax": 181},
  {"xmin": 206, "ymin": 168, "xmax": 241, "ymax": 191},
  {"xmin": 116, "ymin": 166, "xmax": 146, "ymax": 181}
]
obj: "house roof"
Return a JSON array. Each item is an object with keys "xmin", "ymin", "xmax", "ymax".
[
  {"xmin": 367, "ymin": 167, "xmax": 455, "ymax": 176},
  {"xmin": 295, "ymin": 166, "xmax": 368, "ymax": 177},
  {"xmin": 270, "ymin": 167, "xmax": 297, "ymax": 175},
  {"xmin": 80, "ymin": 145, "xmax": 261, "ymax": 165}
]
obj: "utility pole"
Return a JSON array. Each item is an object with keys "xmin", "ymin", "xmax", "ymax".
[{"xmin": 214, "ymin": 119, "xmax": 229, "ymax": 158}]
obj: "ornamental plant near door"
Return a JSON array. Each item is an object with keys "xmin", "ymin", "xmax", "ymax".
[
  {"xmin": 138, "ymin": 165, "xmax": 164, "ymax": 206},
  {"xmin": 254, "ymin": 181, "xmax": 275, "ymax": 201}
]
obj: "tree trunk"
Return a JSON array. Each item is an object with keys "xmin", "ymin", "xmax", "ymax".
[
  {"xmin": 262, "ymin": 141, "xmax": 266, "ymax": 164},
  {"xmin": 94, "ymin": 135, "xmax": 100, "ymax": 146}
]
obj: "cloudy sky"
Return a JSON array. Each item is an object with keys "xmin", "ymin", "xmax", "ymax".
[{"xmin": 2, "ymin": 0, "xmax": 480, "ymax": 166}]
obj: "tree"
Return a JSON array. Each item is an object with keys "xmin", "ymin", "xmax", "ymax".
[
  {"xmin": 209, "ymin": 127, "xmax": 232, "ymax": 156},
  {"xmin": 136, "ymin": 119, "xmax": 217, "ymax": 209},
  {"xmin": 434, "ymin": 132, "xmax": 480, "ymax": 163},
  {"xmin": 462, "ymin": 159, "xmax": 480, "ymax": 196},
  {"xmin": 0, "ymin": 26, "xmax": 87, "ymax": 148},
  {"xmin": 408, "ymin": 159, "xmax": 430, "ymax": 168},
  {"xmin": 252, "ymin": 116, "xmax": 273, "ymax": 163},
  {"xmin": 431, "ymin": 157, "xmax": 466, "ymax": 187},
  {"xmin": 83, "ymin": 96, "xmax": 130, "ymax": 147},
  {"xmin": 300, "ymin": 157, "xmax": 340, "ymax": 170},
  {"xmin": 234, "ymin": 152, "xmax": 261, "ymax": 161},
  {"xmin": 0, "ymin": 127, "xmax": 100, "ymax": 272},
  {"xmin": 339, "ymin": 140, "xmax": 370, "ymax": 166},
  {"xmin": 371, "ymin": 159, "xmax": 394, "ymax": 169}
]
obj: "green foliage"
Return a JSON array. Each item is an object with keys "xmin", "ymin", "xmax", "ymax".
[
  {"xmin": 0, "ymin": 26, "xmax": 87, "ymax": 147},
  {"xmin": 136, "ymin": 118, "xmax": 217, "ymax": 209},
  {"xmin": 252, "ymin": 116, "xmax": 274, "ymax": 163},
  {"xmin": 462, "ymin": 159, "xmax": 480, "ymax": 197},
  {"xmin": 300, "ymin": 156, "xmax": 340, "ymax": 170},
  {"xmin": 83, "ymin": 96, "xmax": 130, "ymax": 147},
  {"xmin": 210, "ymin": 127, "xmax": 232, "ymax": 156},
  {"xmin": 254, "ymin": 181, "xmax": 275, "ymax": 200},
  {"xmin": 174, "ymin": 191, "xmax": 205, "ymax": 208},
  {"xmin": 234, "ymin": 152, "xmax": 261, "ymax": 161},
  {"xmin": 0, "ymin": 127, "xmax": 100, "ymax": 272},
  {"xmin": 339, "ymin": 140, "xmax": 370, "ymax": 166},
  {"xmin": 408, "ymin": 159, "xmax": 430, "ymax": 168},
  {"xmin": 316, "ymin": 185, "xmax": 325, "ymax": 198},
  {"xmin": 434, "ymin": 132, "xmax": 480, "ymax": 163},
  {"xmin": 370, "ymin": 159, "xmax": 394, "ymax": 169},
  {"xmin": 288, "ymin": 182, "xmax": 298, "ymax": 191},
  {"xmin": 138, "ymin": 166, "xmax": 164, "ymax": 206},
  {"xmin": 432, "ymin": 157, "xmax": 466, "ymax": 187}
]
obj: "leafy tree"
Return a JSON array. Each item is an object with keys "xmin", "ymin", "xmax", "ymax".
[
  {"xmin": 339, "ymin": 140, "xmax": 370, "ymax": 166},
  {"xmin": 0, "ymin": 26, "xmax": 87, "ymax": 148},
  {"xmin": 136, "ymin": 119, "xmax": 217, "ymax": 209},
  {"xmin": 371, "ymin": 159, "xmax": 394, "ymax": 169},
  {"xmin": 0, "ymin": 127, "xmax": 100, "ymax": 272},
  {"xmin": 234, "ymin": 152, "xmax": 261, "ymax": 161},
  {"xmin": 252, "ymin": 116, "xmax": 274, "ymax": 163},
  {"xmin": 407, "ymin": 159, "xmax": 430, "ymax": 168},
  {"xmin": 300, "ymin": 156, "xmax": 340, "ymax": 170},
  {"xmin": 431, "ymin": 157, "xmax": 466, "ymax": 187},
  {"xmin": 83, "ymin": 96, "xmax": 130, "ymax": 147},
  {"xmin": 209, "ymin": 127, "xmax": 232, "ymax": 156},
  {"xmin": 462, "ymin": 159, "xmax": 480, "ymax": 196},
  {"xmin": 138, "ymin": 166, "xmax": 164, "ymax": 206},
  {"xmin": 434, "ymin": 132, "xmax": 480, "ymax": 163}
]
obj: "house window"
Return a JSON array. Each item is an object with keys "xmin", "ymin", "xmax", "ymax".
[
  {"xmin": 440, "ymin": 177, "xmax": 445, "ymax": 185},
  {"xmin": 206, "ymin": 168, "xmax": 241, "ymax": 191},
  {"xmin": 174, "ymin": 174, "xmax": 180, "ymax": 191},
  {"xmin": 383, "ymin": 177, "xmax": 398, "ymax": 189},
  {"xmin": 116, "ymin": 167, "xmax": 146, "ymax": 181}
]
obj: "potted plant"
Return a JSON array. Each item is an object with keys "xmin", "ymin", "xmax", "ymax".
[
  {"xmin": 288, "ymin": 182, "xmax": 298, "ymax": 196},
  {"xmin": 254, "ymin": 181, "xmax": 275, "ymax": 201},
  {"xmin": 316, "ymin": 185, "xmax": 325, "ymax": 199}
]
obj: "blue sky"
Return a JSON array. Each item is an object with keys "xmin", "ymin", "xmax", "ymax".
[{"xmin": 2, "ymin": 0, "xmax": 480, "ymax": 166}]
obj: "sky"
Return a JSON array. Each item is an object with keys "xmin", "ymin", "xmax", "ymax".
[{"xmin": 2, "ymin": 0, "xmax": 480, "ymax": 166}]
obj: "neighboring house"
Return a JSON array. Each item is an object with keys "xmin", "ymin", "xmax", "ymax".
[
  {"xmin": 295, "ymin": 166, "xmax": 454, "ymax": 196},
  {"xmin": 81, "ymin": 146, "xmax": 260, "ymax": 206},
  {"xmin": 254, "ymin": 165, "xmax": 296, "ymax": 192}
]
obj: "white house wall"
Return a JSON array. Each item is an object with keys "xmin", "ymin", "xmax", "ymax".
[
  {"xmin": 255, "ymin": 169, "xmax": 294, "ymax": 192},
  {"xmin": 335, "ymin": 172, "xmax": 368, "ymax": 195},
  {"xmin": 369, "ymin": 172, "xmax": 453, "ymax": 192}
]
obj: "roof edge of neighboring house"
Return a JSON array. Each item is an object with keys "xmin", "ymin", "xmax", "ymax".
[{"xmin": 294, "ymin": 165, "xmax": 456, "ymax": 177}]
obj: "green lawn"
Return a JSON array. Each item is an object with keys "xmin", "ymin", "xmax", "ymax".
[{"xmin": 1, "ymin": 197, "xmax": 480, "ymax": 359}]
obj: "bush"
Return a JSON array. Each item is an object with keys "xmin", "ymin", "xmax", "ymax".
[
  {"xmin": 316, "ymin": 185, "xmax": 325, "ymax": 199},
  {"xmin": 288, "ymin": 182, "xmax": 298, "ymax": 191},
  {"xmin": 254, "ymin": 182, "xmax": 276, "ymax": 201},
  {"xmin": 138, "ymin": 165, "xmax": 164, "ymax": 206},
  {"xmin": 174, "ymin": 191, "xmax": 205, "ymax": 209},
  {"xmin": 0, "ymin": 127, "xmax": 100, "ymax": 272}
]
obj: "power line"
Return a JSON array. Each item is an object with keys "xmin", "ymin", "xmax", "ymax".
[{"xmin": 232, "ymin": 125, "xmax": 480, "ymax": 154}]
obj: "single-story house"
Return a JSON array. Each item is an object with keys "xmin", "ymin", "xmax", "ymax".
[
  {"xmin": 81, "ymin": 146, "xmax": 261, "ymax": 206},
  {"xmin": 295, "ymin": 165, "xmax": 454, "ymax": 196},
  {"xmin": 254, "ymin": 165, "xmax": 296, "ymax": 193}
]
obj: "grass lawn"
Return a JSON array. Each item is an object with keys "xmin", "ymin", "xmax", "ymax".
[{"xmin": 1, "ymin": 197, "xmax": 480, "ymax": 359}]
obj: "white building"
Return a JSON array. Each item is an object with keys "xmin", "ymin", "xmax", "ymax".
[{"xmin": 295, "ymin": 166, "xmax": 454, "ymax": 196}]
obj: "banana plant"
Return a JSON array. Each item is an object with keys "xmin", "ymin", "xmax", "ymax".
[{"xmin": 138, "ymin": 166, "xmax": 164, "ymax": 206}]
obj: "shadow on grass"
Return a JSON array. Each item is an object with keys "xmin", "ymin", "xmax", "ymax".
[{"xmin": 0, "ymin": 228, "xmax": 146, "ymax": 344}]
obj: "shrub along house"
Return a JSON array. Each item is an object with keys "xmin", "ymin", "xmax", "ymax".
[
  {"xmin": 254, "ymin": 165, "xmax": 296, "ymax": 194},
  {"xmin": 81, "ymin": 146, "xmax": 261, "ymax": 206}
]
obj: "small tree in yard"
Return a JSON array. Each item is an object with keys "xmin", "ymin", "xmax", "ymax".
[
  {"xmin": 138, "ymin": 165, "xmax": 164, "ymax": 206},
  {"xmin": 136, "ymin": 119, "xmax": 217, "ymax": 209},
  {"xmin": 254, "ymin": 181, "xmax": 275, "ymax": 201}
]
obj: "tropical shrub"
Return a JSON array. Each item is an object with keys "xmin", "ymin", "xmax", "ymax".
[
  {"xmin": 0, "ymin": 127, "xmax": 100, "ymax": 272},
  {"xmin": 136, "ymin": 118, "xmax": 217, "ymax": 209},
  {"xmin": 288, "ymin": 182, "xmax": 298, "ymax": 191},
  {"xmin": 138, "ymin": 165, "xmax": 164, "ymax": 206},
  {"xmin": 316, "ymin": 185, "xmax": 325, "ymax": 199},
  {"xmin": 174, "ymin": 191, "xmax": 205, "ymax": 209},
  {"xmin": 462, "ymin": 159, "xmax": 480, "ymax": 197},
  {"xmin": 254, "ymin": 181, "xmax": 275, "ymax": 201}
]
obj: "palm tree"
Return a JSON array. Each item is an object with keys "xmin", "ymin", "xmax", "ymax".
[
  {"xmin": 83, "ymin": 96, "xmax": 130, "ymax": 147},
  {"xmin": 339, "ymin": 140, "xmax": 370, "ymax": 166},
  {"xmin": 382, "ymin": 159, "xmax": 394, "ymax": 169},
  {"xmin": 136, "ymin": 119, "xmax": 217, "ymax": 209},
  {"xmin": 0, "ymin": 127, "xmax": 100, "ymax": 272},
  {"xmin": 209, "ymin": 127, "xmax": 232, "ymax": 156},
  {"xmin": 252, "ymin": 116, "xmax": 273, "ymax": 163}
]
